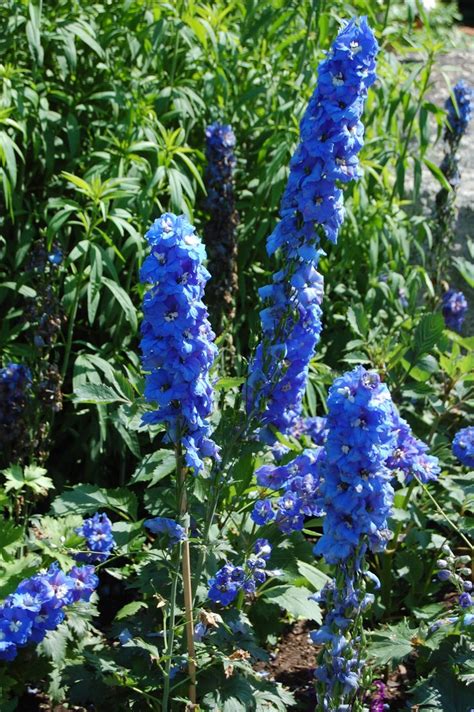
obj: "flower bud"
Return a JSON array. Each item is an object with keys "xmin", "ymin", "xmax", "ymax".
[
  {"xmin": 437, "ymin": 569, "xmax": 451, "ymax": 581},
  {"xmin": 436, "ymin": 559, "xmax": 448, "ymax": 569}
]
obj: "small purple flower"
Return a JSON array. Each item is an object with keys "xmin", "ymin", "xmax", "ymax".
[
  {"xmin": 459, "ymin": 592, "xmax": 473, "ymax": 609},
  {"xmin": 442, "ymin": 289, "xmax": 468, "ymax": 333},
  {"xmin": 370, "ymin": 680, "xmax": 387, "ymax": 712}
]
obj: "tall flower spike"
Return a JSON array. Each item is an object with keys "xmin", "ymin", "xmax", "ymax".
[
  {"xmin": 311, "ymin": 367, "xmax": 397, "ymax": 710},
  {"xmin": 245, "ymin": 18, "xmax": 379, "ymax": 442},
  {"xmin": 445, "ymin": 80, "xmax": 472, "ymax": 144},
  {"xmin": 140, "ymin": 214, "xmax": 219, "ymax": 473},
  {"xmin": 203, "ymin": 122, "xmax": 239, "ymax": 336}
]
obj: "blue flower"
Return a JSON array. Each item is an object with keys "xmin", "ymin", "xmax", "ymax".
[
  {"xmin": 0, "ymin": 562, "xmax": 98, "ymax": 660},
  {"xmin": 76, "ymin": 512, "xmax": 115, "ymax": 564},
  {"xmin": 459, "ymin": 592, "xmax": 472, "ymax": 609},
  {"xmin": 144, "ymin": 516, "xmax": 187, "ymax": 546},
  {"xmin": 386, "ymin": 410, "xmax": 440, "ymax": 483},
  {"xmin": 445, "ymin": 80, "xmax": 472, "ymax": 140},
  {"xmin": 140, "ymin": 213, "xmax": 219, "ymax": 473},
  {"xmin": 252, "ymin": 449, "xmax": 324, "ymax": 533},
  {"xmin": 251, "ymin": 499, "xmax": 276, "ymax": 526},
  {"xmin": 452, "ymin": 426, "xmax": 474, "ymax": 468},
  {"xmin": 442, "ymin": 289, "xmax": 468, "ymax": 333},
  {"xmin": 246, "ymin": 17, "xmax": 379, "ymax": 441},
  {"xmin": 204, "ymin": 122, "xmax": 236, "ymax": 212},
  {"xmin": 207, "ymin": 544, "xmax": 272, "ymax": 607},
  {"xmin": 0, "ymin": 362, "xmax": 32, "ymax": 445}
]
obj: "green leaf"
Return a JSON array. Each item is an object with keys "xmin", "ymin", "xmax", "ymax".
[
  {"xmin": 51, "ymin": 484, "xmax": 137, "ymax": 519},
  {"xmin": 215, "ymin": 377, "xmax": 245, "ymax": 390},
  {"xmin": 411, "ymin": 672, "xmax": 474, "ymax": 711},
  {"xmin": 413, "ymin": 313, "xmax": 445, "ymax": 356},
  {"xmin": 423, "ymin": 157, "xmax": 452, "ymax": 192},
  {"xmin": 296, "ymin": 561, "xmax": 330, "ymax": 591},
  {"xmin": 368, "ymin": 620, "xmax": 416, "ymax": 666},
  {"xmin": 261, "ymin": 585, "xmax": 322, "ymax": 622},
  {"xmin": 87, "ymin": 244, "xmax": 103, "ymax": 325},
  {"xmin": 131, "ymin": 450, "xmax": 176, "ymax": 487},
  {"xmin": 102, "ymin": 277, "xmax": 138, "ymax": 331},
  {"xmin": 2, "ymin": 465, "xmax": 54, "ymax": 495},
  {"xmin": 115, "ymin": 600, "xmax": 148, "ymax": 621},
  {"xmin": 73, "ymin": 383, "xmax": 129, "ymax": 405},
  {"xmin": 0, "ymin": 521, "xmax": 24, "ymax": 556},
  {"xmin": 453, "ymin": 256, "xmax": 474, "ymax": 288}
]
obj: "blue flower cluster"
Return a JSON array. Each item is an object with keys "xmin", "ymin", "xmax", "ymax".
[
  {"xmin": 144, "ymin": 516, "xmax": 187, "ymax": 546},
  {"xmin": 246, "ymin": 18, "xmax": 379, "ymax": 441},
  {"xmin": 311, "ymin": 576, "xmax": 375, "ymax": 701},
  {"xmin": 386, "ymin": 410, "xmax": 440, "ymax": 484},
  {"xmin": 314, "ymin": 367, "xmax": 396, "ymax": 565},
  {"xmin": 140, "ymin": 213, "xmax": 219, "ymax": 473},
  {"xmin": 271, "ymin": 415, "xmax": 328, "ymax": 459},
  {"xmin": 207, "ymin": 539, "xmax": 272, "ymax": 606},
  {"xmin": 204, "ymin": 122, "xmax": 236, "ymax": 211},
  {"xmin": 445, "ymin": 80, "xmax": 472, "ymax": 141},
  {"xmin": 251, "ymin": 449, "xmax": 323, "ymax": 534},
  {"xmin": 311, "ymin": 366, "xmax": 398, "ymax": 708},
  {"xmin": 452, "ymin": 426, "xmax": 474, "ymax": 468},
  {"xmin": 0, "ymin": 362, "xmax": 32, "ymax": 444},
  {"xmin": 442, "ymin": 289, "xmax": 468, "ymax": 333},
  {"xmin": 75, "ymin": 512, "xmax": 115, "ymax": 564},
  {"xmin": 0, "ymin": 563, "xmax": 97, "ymax": 661}
]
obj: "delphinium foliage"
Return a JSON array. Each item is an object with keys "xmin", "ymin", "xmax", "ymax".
[
  {"xmin": 1, "ymin": 2, "xmax": 474, "ymax": 710},
  {"xmin": 245, "ymin": 17, "xmax": 379, "ymax": 442},
  {"xmin": 203, "ymin": 122, "xmax": 239, "ymax": 342}
]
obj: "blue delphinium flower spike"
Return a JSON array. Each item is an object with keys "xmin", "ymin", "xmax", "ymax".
[
  {"xmin": 442, "ymin": 289, "xmax": 468, "ymax": 333},
  {"xmin": 452, "ymin": 426, "xmax": 474, "ymax": 468},
  {"xmin": 245, "ymin": 17, "xmax": 379, "ymax": 442},
  {"xmin": 140, "ymin": 213, "xmax": 220, "ymax": 473},
  {"xmin": 445, "ymin": 80, "xmax": 472, "ymax": 141},
  {"xmin": 0, "ymin": 362, "xmax": 32, "ymax": 446},
  {"xmin": 204, "ymin": 122, "xmax": 239, "ymax": 334}
]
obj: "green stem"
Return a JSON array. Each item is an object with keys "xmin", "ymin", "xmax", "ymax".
[
  {"xmin": 162, "ymin": 553, "xmax": 180, "ymax": 712},
  {"xmin": 417, "ymin": 476, "xmax": 474, "ymax": 551},
  {"xmin": 381, "ymin": 479, "xmax": 416, "ymax": 609},
  {"xmin": 382, "ymin": 0, "xmax": 391, "ymax": 30},
  {"xmin": 176, "ymin": 443, "xmax": 197, "ymax": 705},
  {"xmin": 60, "ymin": 250, "xmax": 88, "ymax": 381}
]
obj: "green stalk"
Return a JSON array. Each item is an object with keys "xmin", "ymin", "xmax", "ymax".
[
  {"xmin": 176, "ymin": 442, "xmax": 197, "ymax": 705},
  {"xmin": 60, "ymin": 249, "xmax": 88, "ymax": 381},
  {"xmin": 381, "ymin": 479, "xmax": 416, "ymax": 610},
  {"xmin": 417, "ymin": 476, "xmax": 473, "ymax": 551},
  {"xmin": 162, "ymin": 552, "xmax": 180, "ymax": 712}
]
